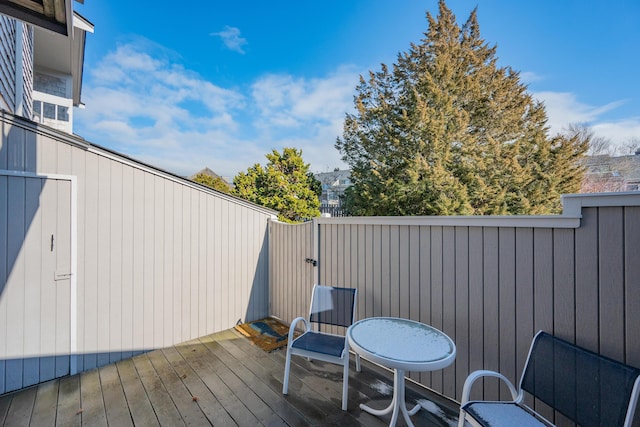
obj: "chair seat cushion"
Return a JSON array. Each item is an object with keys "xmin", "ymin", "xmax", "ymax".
[
  {"xmin": 291, "ymin": 331, "xmax": 345, "ymax": 357},
  {"xmin": 463, "ymin": 402, "xmax": 548, "ymax": 427}
]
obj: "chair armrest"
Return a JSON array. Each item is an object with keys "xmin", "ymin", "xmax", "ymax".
[
  {"xmin": 460, "ymin": 370, "xmax": 519, "ymax": 406},
  {"xmin": 287, "ymin": 317, "xmax": 309, "ymax": 343}
]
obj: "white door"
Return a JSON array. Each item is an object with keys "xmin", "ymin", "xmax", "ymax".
[{"xmin": 0, "ymin": 175, "xmax": 72, "ymax": 393}]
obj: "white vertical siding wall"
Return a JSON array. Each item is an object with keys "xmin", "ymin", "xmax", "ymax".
[{"xmin": 0, "ymin": 113, "xmax": 275, "ymax": 394}]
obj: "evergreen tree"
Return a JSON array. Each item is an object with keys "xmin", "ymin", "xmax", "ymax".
[
  {"xmin": 233, "ymin": 148, "xmax": 321, "ymax": 223},
  {"xmin": 307, "ymin": 172, "xmax": 323, "ymax": 199},
  {"xmin": 336, "ymin": 0, "xmax": 588, "ymax": 216}
]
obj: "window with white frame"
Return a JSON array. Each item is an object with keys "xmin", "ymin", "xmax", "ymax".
[{"xmin": 32, "ymin": 100, "xmax": 69, "ymax": 122}]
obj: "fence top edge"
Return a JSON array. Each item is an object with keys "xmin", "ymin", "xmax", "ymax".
[{"xmin": 311, "ymin": 215, "xmax": 581, "ymax": 228}]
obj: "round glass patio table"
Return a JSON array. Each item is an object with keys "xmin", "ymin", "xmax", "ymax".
[{"xmin": 347, "ymin": 317, "xmax": 456, "ymax": 427}]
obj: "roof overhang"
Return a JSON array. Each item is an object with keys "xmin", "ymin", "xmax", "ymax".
[
  {"xmin": 0, "ymin": 0, "xmax": 75, "ymax": 36},
  {"xmin": 2, "ymin": 0, "xmax": 94, "ymax": 107},
  {"xmin": 34, "ymin": 11, "xmax": 93, "ymax": 106}
]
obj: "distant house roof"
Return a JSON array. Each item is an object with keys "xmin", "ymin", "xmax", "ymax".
[
  {"xmin": 582, "ymin": 152, "xmax": 640, "ymax": 192},
  {"xmin": 314, "ymin": 169, "xmax": 351, "ymax": 187},
  {"xmin": 190, "ymin": 167, "xmax": 233, "ymax": 186},
  {"xmin": 190, "ymin": 167, "xmax": 222, "ymax": 180},
  {"xmin": 583, "ymin": 153, "xmax": 640, "ymax": 178}
]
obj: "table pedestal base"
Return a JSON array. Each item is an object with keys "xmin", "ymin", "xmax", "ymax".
[{"xmin": 360, "ymin": 369, "xmax": 420, "ymax": 427}]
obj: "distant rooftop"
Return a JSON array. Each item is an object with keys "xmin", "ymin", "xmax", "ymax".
[
  {"xmin": 190, "ymin": 167, "xmax": 232, "ymax": 185},
  {"xmin": 582, "ymin": 152, "xmax": 640, "ymax": 192}
]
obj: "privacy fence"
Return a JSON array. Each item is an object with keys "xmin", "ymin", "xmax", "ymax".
[
  {"xmin": 0, "ymin": 112, "xmax": 276, "ymax": 395},
  {"xmin": 269, "ymin": 193, "xmax": 640, "ymax": 425}
]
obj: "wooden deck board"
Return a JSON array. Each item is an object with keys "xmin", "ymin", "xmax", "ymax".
[
  {"xmin": 216, "ymin": 329, "xmax": 383, "ymax": 426},
  {"xmin": 162, "ymin": 345, "xmax": 236, "ymax": 426},
  {"xmin": 200, "ymin": 333, "xmax": 311, "ymax": 427},
  {"xmin": 174, "ymin": 339, "xmax": 256, "ymax": 426},
  {"xmin": 55, "ymin": 375, "xmax": 82, "ymax": 427},
  {"xmin": 145, "ymin": 348, "xmax": 212, "ymax": 426},
  {"xmin": 78, "ymin": 369, "xmax": 108, "ymax": 427},
  {"xmin": 30, "ymin": 380, "xmax": 59, "ymax": 427},
  {"xmin": 131, "ymin": 354, "xmax": 185, "ymax": 427},
  {"xmin": 116, "ymin": 358, "xmax": 160, "ymax": 427},
  {"xmin": 98, "ymin": 363, "xmax": 133, "ymax": 427},
  {"xmin": 204, "ymin": 333, "xmax": 333, "ymax": 424},
  {"xmin": 4, "ymin": 385, "xmax": 36, "ymax": 425},
  {"xmin": 192, "ymin": 339, "xmax": 286, "ymax": 426},
  {"xmin": 203, "ymin": 336, "xmax": 309, "ymax": 427},
  {"xmin": 0, "ymin": 328, "xmax": 459, "ymax": 426},
  {"xmin": 0, "ymin": 393, "xmax": 10, "ymax": 425}
]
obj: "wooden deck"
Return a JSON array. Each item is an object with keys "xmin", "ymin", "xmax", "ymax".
[{"xmin": 0, "ymin": 328, "xmax": 460, "ymax": 426}]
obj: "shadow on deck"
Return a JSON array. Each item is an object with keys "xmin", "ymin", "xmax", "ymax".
[{"xmin": 0, "ymin": 328, "xmax": 460, "ymax": 426}]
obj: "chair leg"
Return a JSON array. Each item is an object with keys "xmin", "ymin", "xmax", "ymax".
[
  {"xmin": 342, "ymin": 357, "xmax": 349, "ymax": 410},
  {"xmin": 457, "ymin": 409, "xmax": 467, "ymax": 427},
  {"xmin": 283, "ymin": 349, "xmax": 292, "ymax": 395}
]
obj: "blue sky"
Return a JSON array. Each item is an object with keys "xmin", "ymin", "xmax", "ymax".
[{"xmin": 73, "ymin": 0, "xmax": 640, "ymax": 179}]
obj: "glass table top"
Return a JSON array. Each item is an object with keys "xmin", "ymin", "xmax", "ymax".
[{"xmin": 348, "ymin": 317, "xmax": 455, "ymax": 365}]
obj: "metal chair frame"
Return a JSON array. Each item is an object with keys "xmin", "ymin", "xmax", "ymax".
[
  {"xmin": 282, "ymin": 284, "xmax": 361, "ymax": 410},
  {"xmin": 458, "ymin": 330, "xmax": 640, "ymax": 427}
]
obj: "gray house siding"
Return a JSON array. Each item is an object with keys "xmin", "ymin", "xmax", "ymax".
[
  {"xmin": 269, "ymin": 196, "xmax": 640, "ymax": 423},
  {"xmin": 0, "ymin": 112, "xmax": 275, "ymax": 394},
  {"xmin": 0, "ymin": 16, "xmax": 17, "ymax": 113},
  {"xmin": 0, "ymin": 16, "xmax": 32, "ymax": 118}
]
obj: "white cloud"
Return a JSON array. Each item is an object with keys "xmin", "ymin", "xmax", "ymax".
[
  {"xmin": 249, "ymin": 66, "xmax": 359, "ymax": 172},
  {"xmin": 592, "ymin": 119, "xmax": 640, "ymax": 145},
  {"xmin": 210, "ymin": 26, "xmax": 247, "ymax": 54},
  {"xmin": 75, "ymin": 40, "xmax": 358, "ymax": 178},
  {"xmin": 531, "ymin": 90, "xmax": 640, "ymax": 151},
  {"xmin": 533, "ymin": 91, "xmax": 625, "ymax": 131},
  {"xmin": 519, "ymin": 71, "xmax": 543, "ymax": 85},
  {"xmin": 77, "ymin": 40, "xmax": 640, "ymax": 181}
]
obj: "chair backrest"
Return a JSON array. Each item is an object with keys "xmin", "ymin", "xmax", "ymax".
[
  {"xmin": 308, "ymin": 285, "xmax": 357, "ymax": 328},
  {"xmin": 520, "ymin": 331, "xmax": 640, "ymax": 427}
]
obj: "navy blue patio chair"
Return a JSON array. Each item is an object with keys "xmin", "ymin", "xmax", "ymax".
[
  {"xmin": 282, "ymin": 284, "xmax": 361, "ymax": 410},
  {"xmin": 458, "ymin": 331, "xmax": 640, "ymax": 427}
]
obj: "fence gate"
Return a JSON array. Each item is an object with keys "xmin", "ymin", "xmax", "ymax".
[
  {"xmin": 269, "ymin": 220, "xmax": 315, "ymax": 325},
  {"xmin": 0, "ymin": 174, "xmax": 74, "ymax": 394}
]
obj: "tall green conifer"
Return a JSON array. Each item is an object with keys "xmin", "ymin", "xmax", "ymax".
[{"xmin": 336, "ymin": 0, "xmax": 588, "ymax": 215}]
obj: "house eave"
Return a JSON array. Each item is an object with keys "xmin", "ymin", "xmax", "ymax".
[
  {"xmin": 0, "ymin": 0, "xmax": 72, "ymax": 36},
  {"xmin": 33, "ymin": 10, "xmax": 93, "ymax": 107}
]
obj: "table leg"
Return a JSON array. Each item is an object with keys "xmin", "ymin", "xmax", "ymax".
[{"xmin": 359, "ymin": 369, "xmax": 422, "ymax": 427}]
